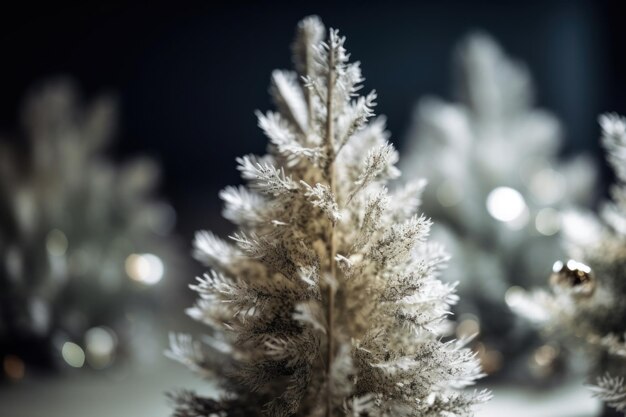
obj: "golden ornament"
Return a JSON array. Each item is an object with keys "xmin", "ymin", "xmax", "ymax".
[{"xmin": 550, "ymin": 259, "xmax": 595, "ymax": 297}]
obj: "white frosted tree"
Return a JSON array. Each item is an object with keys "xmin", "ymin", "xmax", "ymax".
[
  {"xmin": 400, "ymin": 33, "xmax": 596, "ymax": 378},
  {"xmin": 0, "ymin": 80, "xmax": 178, "ymax": 375},
  {"xmin": 167, "ymin": 16, "xmax": 488, "ymax": 417},
  {"xmin": 512, "ymin": 114, "xmax": 626, "ymax": 416}
]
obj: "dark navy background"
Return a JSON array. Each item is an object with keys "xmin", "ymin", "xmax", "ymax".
[{"xmin": 0, "ymin": 0, "xmax": 623, "ymax": 241}]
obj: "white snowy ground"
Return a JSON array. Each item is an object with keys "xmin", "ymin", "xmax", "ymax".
[
  {"xmin": 479, "ymin": 382, "xmax": 602, "ymax": 417},
  {"xmin": 0, "ymin": 358, "xmax": 208, "ymax": 417},
  {"xmin": 0, "ymin": 365, "xmax": 602, "ymax": 417}
]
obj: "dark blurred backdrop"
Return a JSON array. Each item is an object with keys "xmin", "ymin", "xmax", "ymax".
[{"xmin": 0, "ymin": 0, "xmax": 624, "ymax": 242}]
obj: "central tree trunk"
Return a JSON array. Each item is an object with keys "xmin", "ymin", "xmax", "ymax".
[{"xmin": 325, "ymin": 38, "xmax": 336, "ymax": 417}]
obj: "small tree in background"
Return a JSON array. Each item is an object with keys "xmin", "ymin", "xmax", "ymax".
[
  {"xmin": 512, "ymin": 114, "xmax": 626, "ymax": 416},
  {"xmin": 400, "ymin": 33, "xmax": 596, "ymax": 379},
  {"xmin": 0, "ymin": 80, "xmax": 179, "ymax": 376}
]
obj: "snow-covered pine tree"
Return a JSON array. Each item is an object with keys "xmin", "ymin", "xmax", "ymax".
[
  {"xmin": 167, "ymin": 16, "xmax": 488, "ymax": 417},
  {"xmin": 400, "ymin": 33, "xmax": 596, "ymax": 379},
  {"xmin": 0, "ymin": 80, "xmax": 178, "ymax": 375},
  {"xmin": 511, "ymin": 114, "xmax": 626, "ymax": 415}
]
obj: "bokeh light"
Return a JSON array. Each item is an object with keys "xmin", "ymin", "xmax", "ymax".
[
  {"xmin": 125, "ymin": 253, "xmax": 164, "ymax": 285},
  {"xmin": 85, "ymin": 327, "xmax": 117, "ymax": 369},
  {"xmin": 61, "ymin": 342, "xmax": 85, "ymax": 368},
  {"xmin": 3, "ymin": 355, "xmax": 25, "ymax": 380},
  {"xmin": 486, "ymin": 187, "xmax": 528, "ymax": 223},
  {"xmin": 45, "ymin": 229, "xmax": 68, "ymax": 257},
  {"xmin": 535, "ymin": 208, "xmax": 561, "ymax": 236}
]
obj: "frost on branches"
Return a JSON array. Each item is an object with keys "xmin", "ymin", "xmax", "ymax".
[
  {"xmin": 400, "ymin": 33, "xmax": 596, "ymax": 378},
  {"xmin": 512, "ymin": 114, "xmax": 626, "ymax": 415},
  {"xmin": 0, "ymin": 80, "xmax": 177, "ymax": 374},
  {"xmin": 167, "ymin": 16, "xmax": 488, "ymax": 417}
]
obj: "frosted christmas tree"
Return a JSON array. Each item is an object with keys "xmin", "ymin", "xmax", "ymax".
[
  {"xmin": 400, "ymin": 33, "xmax": 596, "ymax": 379},
  {"xmin": 167, "ymin": 16, "xmax": 488, "ymax": 417},
  {"xmin": 0, "ymin": 80, "xmax": 178, "ymax": 377},
  {"xmin": 512, "ymin": 114, "xmax": 626, "ymax": 416}
]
